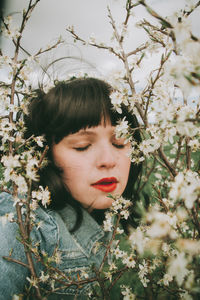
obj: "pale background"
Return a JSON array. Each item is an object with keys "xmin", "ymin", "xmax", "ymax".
[{"xmin": 1, "ymin": 0, "xmax": 200, "ymax": 84}]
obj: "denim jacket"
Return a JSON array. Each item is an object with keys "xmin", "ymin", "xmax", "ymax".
[{"xmin": 0, "ymin": 192, "xmax": 111, "ymax": 299}]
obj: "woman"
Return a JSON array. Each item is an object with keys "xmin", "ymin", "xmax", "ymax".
[{"xmin": 0, "ymin": 77, "xmax": 142, "ymax": 299}]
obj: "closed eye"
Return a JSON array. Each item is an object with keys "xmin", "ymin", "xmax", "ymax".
[
  {"xmin": 74, "ymin": 145, "xmax": 91, "ymax": 151},
  {"xmin": 112, "ymin": 143, "xmax": 125, "ymax": 149}
]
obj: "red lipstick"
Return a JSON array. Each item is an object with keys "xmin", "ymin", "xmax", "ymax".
[{"xmin": 92, "ymin": 177, "xmax": 118, "ymax": 193}]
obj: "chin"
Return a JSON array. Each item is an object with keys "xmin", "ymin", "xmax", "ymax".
[{"xmin": 98, "ymin": 200, "xmax": 114, "ymax": 210}]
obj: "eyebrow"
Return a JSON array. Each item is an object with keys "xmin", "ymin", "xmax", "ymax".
[
  {"xmin": 72, "ymin": 131, "xmax": 96, "ymax": 137},
  {"xmin": 80, "ymin": 130, "xmax": 96, "ymax": 136},
  {"xmin": 66, "ymin": 127, "xmax": 117, "ymax": 141},
  {"xmin": 64, "ymin": 131, "xmax": 96, "ymax": 143}
]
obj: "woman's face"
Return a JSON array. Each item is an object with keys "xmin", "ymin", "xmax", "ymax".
[{"xmin": 52, "ymin": 120, "xmax": 131, "ymax": 211}]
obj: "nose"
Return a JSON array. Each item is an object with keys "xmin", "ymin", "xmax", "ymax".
[{"xmin": 96, "ymin": 144, "xmax": 116, "ymax": 169}]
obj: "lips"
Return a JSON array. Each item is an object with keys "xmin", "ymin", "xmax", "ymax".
[{"xmin": 91, "ymin": 177, "xmax": 118, "ymax": 193}]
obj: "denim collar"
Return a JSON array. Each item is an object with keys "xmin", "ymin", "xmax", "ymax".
[{"xmin": 57, "ymin": 206, "xmax": 105, "ymax": 258}]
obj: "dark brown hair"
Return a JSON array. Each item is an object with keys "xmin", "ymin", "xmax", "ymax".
[{"xmin": 25, "ymin": 77, "xmax": 142, "ymax": 231}]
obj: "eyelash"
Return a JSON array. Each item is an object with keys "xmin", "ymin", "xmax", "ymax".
[
  {"xmin": 74, "ymin": 143, "xmax": 125, "ymax": 151},
  {"xmin": 113, "ymin": 143, "xmax": 125, "ymax": 149},
  {"xmin": 74, "ymin": 145, "xmax": 91, "ymax": 151}
]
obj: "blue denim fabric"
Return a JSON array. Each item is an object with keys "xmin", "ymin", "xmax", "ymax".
[{"xmin": 0, "ymin": 192, "xmax": 110, "ymax": 299}]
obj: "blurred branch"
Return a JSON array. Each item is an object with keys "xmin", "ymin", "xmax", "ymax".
[{"xmin": 138, "ymin": 0, "xmax": 173, "ymax": 28}]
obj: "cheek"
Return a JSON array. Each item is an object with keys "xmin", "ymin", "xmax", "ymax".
[
  {"xmin": 61, "ymin": 163, "xmax": 81, "ymax": 184},
  {"xmin": 121, "ymin": 154, "xmax": 131, "ymax": 173},
  {"xmin": 121, "ymin": 158, "xmax": 131, "ymax": 188}
]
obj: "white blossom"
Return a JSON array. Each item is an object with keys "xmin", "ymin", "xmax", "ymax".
[
  {"xmin": 32, "ymin": 186, "xmax": 51, "ymax": 208},
  {"xmin": 158, "ymin": 273, "xmax": 173, "ymax": 286},
  {"xmin": 14, "ymin": 174, "xmax": 28, "ymax": 194},
  {"xmin": 122, "ymin": 255, "xmax": 136, "ymax": 268},
  {"xmin": 146, "ymin": 211, "xmax": 177, "ymax": 239},
  {"xmin": 113, "ymin": 246, "xmax": 126, "ymax": 259},
  {"xmin": 0, "ymin": 212, "xmax": 14, "ymax": 226},
  {"xmin": 138, "ymin": 260, "xmax": 150, "ymax": 287},
  {"xmin": 26, "ymin": 276, "xmax": 38, "ymax": 287},
  {"xmin": 173, "ymin": 16, "xmax": 191, "ymax": 45},
  {"xmin": 110, "ymin": 91, "xmax": 128, "ymax": 114},
  {"xmin": 39, "ymin": 271, "xmax": 49, "ymax": 282},
  {"xmin": 34, "ymin": 136, "xmax": 45, "ymax": 147},
  {"xmin": 139, "ymin": 138, "xmax": 161, "ymax": 156},
  {"xmin": 103, "ymin": 217, "xmax": 113, "ymax": 232},
  {"xmin": 54, "ymin": 250, "xmax": 62, "ymax": 265},
  {"xmin": 115, "ymin": 117, "xmax": 129, "ymax": 138},
  {"xmin": 167, "ymin": 252, "xmax": 189, "ymax": 286},
  {"xmin": 129, "ymin": 227, "xmax": 148, "ymax": 254},
  {"xmin": 1, "ymin": 154, "xmax": 20, "ymax": 169},
  {"xmin": 104, "ymin": 271, "xmax": 112, "ymax": 282},
  {"xmin": 121, "ymin": 285, "xmax": 135, "ymax": 300},
  {"xmin": 169, "ymin": 170, "xmax": 200, "ymax": 208}
]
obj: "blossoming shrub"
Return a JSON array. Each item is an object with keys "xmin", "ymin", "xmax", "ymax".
[{"xmin": 0, "ymin": 0, "xmax": 200, "ymax": 299}]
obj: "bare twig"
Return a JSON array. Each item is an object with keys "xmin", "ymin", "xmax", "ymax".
[
  {"xmin": 184, "ymin": 0, "xmax": 200, "ymax": 16},
  {"xmin": 157, "ymin": 147, "xmax": 177, "ymax": 177},
  {"xmin": 38, "ymin": 145, "xmax": 49, "ymax": 168},
  {"xmin": 16, "ymin": 202, "xmax": 42, "ymax": 298},
  {"xmin": 127, "ymin": 42, "xmax": 149, "ymax": 57},
  {"xmin": 185, "ymin": 137, "xmax": 191, "ymax": 170},
  {"xmin": 66, "ymin": 27, "xmax": 123, "ymax": 60},
  {"xmin": 3, "ymin": 256, "xmax": 30, "ymax": 269},
  {"xmin": 138, "ymin": 0, "xmax": 173, "ymax": 28}
]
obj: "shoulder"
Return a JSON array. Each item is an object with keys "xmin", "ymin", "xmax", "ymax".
[
  {"xmin": 0, "ymin": 192, "xmax": 18, "ymax": 250},
  {"xmin": 0, "ymin": 192, "xmax": 59, "ymax": 255},
  {"xmin": 0, "ymin": 192, "xmax": 17, "ymax": 244},
  {"xmin": 0, "ymin": 191, "xmax": 14, "ymax": 214}
]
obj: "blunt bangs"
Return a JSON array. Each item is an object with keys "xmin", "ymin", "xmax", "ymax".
[
  {"xmin": 44, "ymin": 78, "xmax": 123, "ymax": 144},
  {"xmin": 25, "ymin": 77, "xmax": 141, "ymax": 147}
]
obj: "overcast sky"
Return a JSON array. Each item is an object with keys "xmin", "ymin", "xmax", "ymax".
[{"xmin": 1, "ymin": 0, "xmax": 200, "ymax": 84}]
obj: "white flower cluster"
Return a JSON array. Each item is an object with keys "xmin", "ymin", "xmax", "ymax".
[
  {"xmin": 0, "ymin": 119, "xmax": 16, "ymax": 148},
  {"xmin": 129, "ymin": 227, "xmax": 148, "ymax": 255},
  {"xmin": 115, "ymin": 117, "xmax": 129, "ymax": 139},
  {"xmin": 1, "ymin": 149, "xmax": 41, "ymax": 193},
  {"xmin": 103, "ymin": 195, "xmax": 132, "ymax": 231},
  {"xmin": 169, "ymin": 170, "xmax": 200, "ymax": 209},
  {"xmin": 110, "ymin": 91, "xmax": 129, "ymax": 114},
  {"xmin": 122, "ymin": 254, "xmax": 136, "ymax": 269},
  {"xmin": 1, "ymin": 15, "xmax": 21, "ymax": 39},
  {"xmin": 146, "ymin": 210, "xmax": 178, "ymax": 239},
  {"xmin": 138, "ymin": 260, "xmax": 150, "ymax": 287},
  {"xmin": 164, "ymin": 17, "xmax": 200, "ymax": 97},
  {"xmin": 167, "ymin": 252, "xmax": 189, "ymax": 286},
  {"xmin": 115, "ymin": 117, "xmax": 144, "ymax": 163},
  {"xmin": 139, "ymin": 137, "xmax": 161, "ymax": 157},
  {"xmin": 121, "ymin": 285, "xmax": 135, "ymax": 300},
  {"xmin": 0, "ymin": 212, "xmax": 15, "ymax": 226},
  {"xmin": 32, "ymin": 186, "xmax": 51, "ymax": 208},
  {"xmin": 103, "ymin": 211, "xmax": 114, "ymax": 232},
  {"xmin": 110, "ymin": 195, "xmax": 132, "ymax": 219}
]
